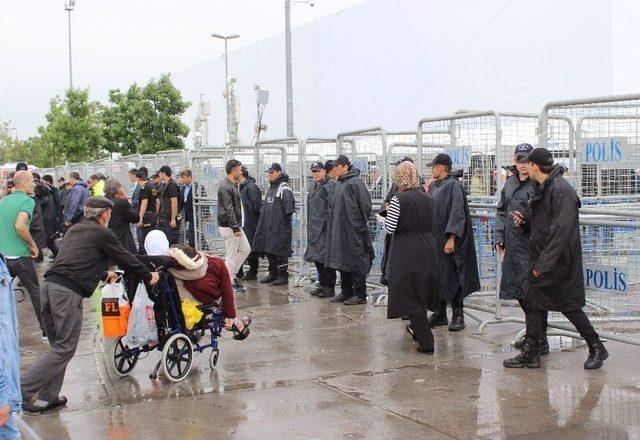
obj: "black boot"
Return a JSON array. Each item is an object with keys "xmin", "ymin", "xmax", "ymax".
[
  {"xmin": 514, "ymin": 337, "xmax": 549, "ymax": 355},
  {"xmin": 317, "ymin": 286, "xmax": 335, "ymax": 298},
  {"xmin": 428, "ymin": 305, "xmax": 448, "ymax": 328},
  {"xmin": 448, "ymin": 308, "xmax": 465, "ymax": 332},
  {"xmin": 584, "ymin": 337, "xmax": 608, "ymax": 370},
  {"xmin": 330, "ymin": 292, "xmax": 350, "ymax": 303},
  {"xmin": 309, "ymin": 285, "xmax": 324, "ymax": 296},
  {"xmin": 260, "ymin": 273, "xmax": 277, "ymax": 284},
  {"xmin": 272, "ymin": 272, "xmax": 289, "ymax": 286},
  {"xmin": 503, "ymin": 337, "xmax": 541, "ymax": 368},
  {"xmin": 244, "ymin": 270, "xmax": 258, "ymax": 281}
]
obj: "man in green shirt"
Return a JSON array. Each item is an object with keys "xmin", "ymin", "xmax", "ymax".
[{"xmin": 0, "ymin": 170, "xmax": 43, "ymax": 332}]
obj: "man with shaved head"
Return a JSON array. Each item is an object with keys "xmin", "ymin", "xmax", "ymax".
[{"xmin": 0, "ymin": 170, "xmax": 44, "ymax": 332}]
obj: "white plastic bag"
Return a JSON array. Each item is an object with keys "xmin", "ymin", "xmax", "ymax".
[
  {"xmin": 101, "ymin": 281, "xmax": 126, "ymax": 300},
  {"xmin": 122, "ymin": 282, "xmax": 158, "ymax": 348}
]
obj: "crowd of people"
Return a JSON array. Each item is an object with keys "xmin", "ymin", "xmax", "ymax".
[{"xmin": 0, "ymin": 144, "xmax": 610, "ymax": 432}]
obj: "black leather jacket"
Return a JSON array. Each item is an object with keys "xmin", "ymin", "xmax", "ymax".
[{"xmin": 217, "ymin": 177, "xmax": 242, "ymax": 231}]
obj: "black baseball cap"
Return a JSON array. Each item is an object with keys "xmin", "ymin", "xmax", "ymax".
[
  {"xmin": 310, "ymin": 161, "xmax": 324, "ymax": 171},
  {"xmin": 520, "ymin": 147, "xmax": 554, "ymax": 166},
  {"xmin": 15, "ymin": 162, "xmax": 28, "ymax": 171},
  {"xmin": 392, "ymin": 156, "xmax": 414, "ymax": 166},
  {"xmin": 158, "ymin": 165, "xmax": 172, "ymax": 176},
  {"xmin": 324, "ymin": 160, "xmax": 335, "ymax": 171},
  {"xmin": 266, "ymin": 163, "xmax": 282, "ymax": 173},
  {"xmin": 151, "ymin": 172, "xmax": 160, "ymax": 179},
  {"xmin": 136, "ymin": 167, "xmax": 149, "ymax": 179},
  {"xmin": 57, "ymin": 177, "xmax": 65, "ymax": 183},
  {"xmin": 426, "ymin": 153, "xmax": 452, "ymax": 167},
  {"xmin": 334, "ymin": 155, "xmax": 351, "ymax": 166},
  {"xmin": 514, "ymin": 143, "xmax": 534, "ymax": 159}
]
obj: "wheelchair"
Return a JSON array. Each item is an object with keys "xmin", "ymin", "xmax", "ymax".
[{"xmin": 111, "ymin": 270, "xmax": 224, "ymax": 383}]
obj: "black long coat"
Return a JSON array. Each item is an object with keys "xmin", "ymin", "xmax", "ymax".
[
  {"xmin": 42, "ymin": 183, "xmax": 60, "ymax": 239},
  {"xmin": 524, "ymin": 165, "xmax": 585, "ymax": 312},
  {"xmin": 30, "ymin": 181, "xmax": 48, "ymax": 249},
  {"xmin": 428, "ymin": 174, "xmax": 480, "ymax": 302},
  {"xmin": 239, "ymin": 176, "xmax": 262, "ymax": 246},
  {"xmin": 387, "ymin": 190, "xmax": 440, "ymax": 318},
  {"xmin": 106, "ymin": 196, "xmax": 139, "ymax": 254},
  {"xmin": 304, "ymin": 177, "xmax": 336, "ymax": 264},
  {"xmin": 252, "ymin": 174, "xmax": 295, "ymax": 258},
  {"xmin": 495, "ymin": 172, "xmax": 534, "ymax": 300},
  {"xmin": 325, "ymin": 168, "xmax": 374, "ymax": 274}
]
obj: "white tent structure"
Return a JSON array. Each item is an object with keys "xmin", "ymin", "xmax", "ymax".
[{"xmin": 173, "ymin": 0, "xmax": 640, "ymax": 147}]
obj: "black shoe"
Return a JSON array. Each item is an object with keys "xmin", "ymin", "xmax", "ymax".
[
  {"xmin": 515, "ymin": 337, "xmax": 549, "ymax": 355},
  {"xmin": 260, "ymin": 274, "xmax": 277, "ymax": 284},
  {"xmin": 584, "ymin": 337, "xmax": 609, "ymax": 370},
  {"xmin": 272, "ymin": 274, "xmax": 289, "ymax": 286},
  {"xmin": 317, "ymin": 287, "xmax": 335, "ymax": 298},
  {"xmin": 243, "ymin": 272, "xmax": 258, "ymax": 281},
  {"xmin": 448, "ymin": 309, "xmax": 465, "ymax": 332},
  {"xmin": 503, "ymin": 338, "xmax": 541, "ymax": 368},
  {"xmin": 343, "ymin": 296, "xmax": 367, "ymax": 305},
  {"xmin": 428, "ymin": 310, "xmax": 448, "ymax": 328},
  {"xmin": 309, "ymin": 285, "xmax": 324, "ymax": 296},
  {"xmin": 416, "ymin": 346, "xmax": 434, "ymax": 355},
  {"xmin": 330, "ymin": 293, "xmax": 350, "ymax": 303},
  {"xmin": 22, "ymin": 400, "xmax": 47, "ymax": 414}
]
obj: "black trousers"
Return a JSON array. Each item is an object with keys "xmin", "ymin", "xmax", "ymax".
[
  {"xmin": 339, "ymin": 271, "xmax": 366, "ymax": 299},
  {"xmin": 7, "ymin": 257, "xmax": 43, "ymax": 330},
  {"xmin": 157, "ymin": 219, "xmax": 180, "ymax": 245},
  {"xmin": 439, "ymin": 287, "xmax": 464, "ymax": 310},
  {"xmin": 186, "ymin": 219, "xmax": 195, "ymax": 248},
  {"xmin": 315, "ymin": 262, "xmax": 336, "ymax": 288},
  {"xmin": 526, "ymin": 308, "xmax": 598, "ymax": 342},
  {"xmin": 409, "ymin": 310, "xmax": 434, "ymax": 350},
  {"xmin": 267, "ymin": 254, "xmax": 288, "ymax": 276},
  {"xmin": 518, "ymin": 298, "xmax": 548, "ymax": 336},
  {"xmin": 138, "ymin": 225, "xmax": 155, "ymax": 254}
]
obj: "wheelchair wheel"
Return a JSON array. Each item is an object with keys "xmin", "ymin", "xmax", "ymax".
[
  {"xmin": 161, "ymin": 333, "xmax": 193, "ymax": 383},
  {"xmin": 113, "ymin": 336, "xmax": 139, "ymax": 377},
  {"xmin": 209, "ymin": 349, "xmax": 219, "ymax": 370}
]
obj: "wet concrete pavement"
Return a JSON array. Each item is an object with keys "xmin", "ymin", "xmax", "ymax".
[{"xmin": 15, "ymin": 275, "xmax": 640, "ymax": 440}]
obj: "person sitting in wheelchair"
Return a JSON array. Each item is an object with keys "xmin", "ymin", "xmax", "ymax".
[{"xmin": 144, "ymin": 230, "xmax": 251, "ymax": 340}]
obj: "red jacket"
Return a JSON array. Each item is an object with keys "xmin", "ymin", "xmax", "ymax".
[{"xmin": 183, "ymin": 256, "xmax": 235, "ymax": 318}]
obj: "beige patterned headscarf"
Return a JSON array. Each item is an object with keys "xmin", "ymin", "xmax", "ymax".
[{"xmin": 393, "ymin": 161, "xmax": 419, "ymax": 191}]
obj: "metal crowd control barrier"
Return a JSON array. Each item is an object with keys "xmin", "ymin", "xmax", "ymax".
[{"xmin": 539, "ymin": 94, "xmax": 640, "ymax": 204}]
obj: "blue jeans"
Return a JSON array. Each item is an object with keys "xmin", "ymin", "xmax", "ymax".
[{"xmin": 0, "ymin": 413, "xmax": 21, "ymax": 440}]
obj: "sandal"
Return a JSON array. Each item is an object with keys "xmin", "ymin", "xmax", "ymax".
[{"xmin": 231, "ymin": 317, "xmax": 252, "ymax": 341}]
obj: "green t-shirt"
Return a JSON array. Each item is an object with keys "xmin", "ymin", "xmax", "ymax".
[{"xmin": 0, "ymin": 190, "xmax": 35, "ymax": 258}]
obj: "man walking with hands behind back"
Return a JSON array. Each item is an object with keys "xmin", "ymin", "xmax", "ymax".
[
  {"xmin": 503, "ymin": 148, "xmax": 608, "ymax": 370},
  {"xmin": 218, "ymin": 160, "xmax": 251, "ymax": 293}
]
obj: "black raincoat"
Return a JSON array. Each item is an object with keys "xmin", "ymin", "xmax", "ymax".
[
  {"xmin": 495, "ymin": 171, "xmax": 534, "ymax": 300},
  {"xmin": 252, "ymin": 174, "xmax": 296, "ymax": 258},
  {"xmin": 325, "ymin": 168, "xmax": 374, "ymax": 274},
  {"xmin": 304, "ymin": 177, "xmax": 336, "ymax": 264},
  {"xmin": 428, "ymin": 174, "xmax": 480, "ymax": 302},
  {"xmin": 30, "ymin": 181, "xmax": 48, "ymax": 250},
  {"xmin": 239, "ymin": 176, "xmax": 262, "ymax": 246},
  {"xmin": 387, "ymin": 189, "xmax": 440, "ymax": 318},
  {"xmin": 524, "ymin": 165, "xmax": 585, "ymax": 312}
]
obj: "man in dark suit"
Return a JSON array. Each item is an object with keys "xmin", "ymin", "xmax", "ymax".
[{"xmin": 179, "ymin": 170, "xmax": 206, "ymax": 248}]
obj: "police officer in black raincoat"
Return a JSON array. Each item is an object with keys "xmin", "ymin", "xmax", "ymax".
[
  {"xmin": 304, "ymin": 161, "xmax": 337, "ymax": 298},
  {"xmin": 238, "ymin": 166, "xmax": 263, "ymax": 280},
  {"xmin": 427, "ymin": 153, "xmax": 480, "ymax": 331},
  {"xmin": 504, "ymin": 148, "xmax": 608, "ymax": 370},
  {"xmin": 496, "ymin": 143, "xmax": 549, "ymax": 354},
  {"xmin": 325, "ymin": 155, "xmax": 374, "ymax": 305},
  {"xmin": 253, "ymin": 163, "xmax": 296, "ymax": 285}
]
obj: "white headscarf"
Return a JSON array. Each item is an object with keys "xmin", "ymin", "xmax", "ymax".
[{"xmin": 144, "ymin": 230, "xmax": 169, "ymax": 256}]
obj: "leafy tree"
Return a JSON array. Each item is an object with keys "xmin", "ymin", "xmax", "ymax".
[{"xmin": 103, "ymin": 73, "xmax": 190, "ymax": 155}]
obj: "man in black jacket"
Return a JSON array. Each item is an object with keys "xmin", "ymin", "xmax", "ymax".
[
  {"xmin": 157, "ymin": 165, "xmax": 180, "ymax": 244},
  {"xmin": 238, "ymin": 166, "xmax": 262, "ymax": 280},
  {"xmin": 325, "ymin": 155, "xmax": 373, "ymax": 305},
  {"xmin": 218, "ymin": 159, "xmax": 251, "ymax": 293},
  {"xmin": 136, "ymin": 167, "xmax": 158, "ymax": 254},
  {"xmin": 427, "ymin": 153, "xmax": 480, "ymax": 331},
  {"xmin": 253, "ymin": 163, "xmax": 296, "ymax": 286},
  {"xmin": 504, "ymin": 148, "xmax": 608, "ymax": 370},
  {"xmin": 41, "ymin": 175, "xmax": 61, "ymax": 256},
  {"xmin": 105, "ymin": 178, "xmax": 139, "ymax": 254},
  {"xmin": 20, "ymin": 196, "xmax": 159, "ymax": 414}
]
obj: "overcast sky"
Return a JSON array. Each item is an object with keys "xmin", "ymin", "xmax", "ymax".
[{"xmin": 0, "ymin": 0, "xmax": 364, "ymax": 138}]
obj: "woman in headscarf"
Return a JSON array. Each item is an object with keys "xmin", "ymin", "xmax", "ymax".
[
  {"xmin": 143, "ymin": 231, "xmax": 251, "ymax": 340},
  {"xmin": 378, "ymin": 161, "xmax": 440, "ymax": 354}
]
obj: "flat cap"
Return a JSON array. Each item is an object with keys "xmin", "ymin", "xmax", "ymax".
[{"xmin": 85, "ymin": 196, "xmax": 114, "ymax": 209}]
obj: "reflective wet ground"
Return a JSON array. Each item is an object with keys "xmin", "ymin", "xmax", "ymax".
[{"xmin": 16, "ymin": 276, "xmax": 640, "ymax": 440}]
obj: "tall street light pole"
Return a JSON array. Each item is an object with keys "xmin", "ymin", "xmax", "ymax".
[
  {"xmin": 65, "ymin": 0, "xmax": 76, "ymax": 89},
  {"xmin": 284, "ymin": 0, "xmax": 293, "ymax": 137},
  {"xmin": 211, "ymin": 33, "xmax": 240, "ymax": 144}
]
